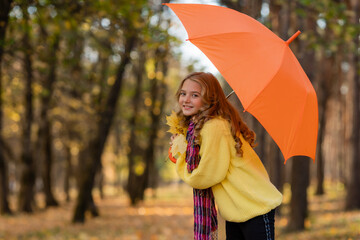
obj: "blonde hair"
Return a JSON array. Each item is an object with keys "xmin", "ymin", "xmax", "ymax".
[{"xmin": 176, "ymin": 72, "xmax": 256, "ymax": 156}]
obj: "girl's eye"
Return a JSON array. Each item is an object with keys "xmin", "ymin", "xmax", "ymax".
[
  {"xmin": 180, "ymin": 92, "xmax": 186, "ymax": 96},
  {"xmin": 192, "ymin": 94, "xmax": 199, "ymax": 98}
]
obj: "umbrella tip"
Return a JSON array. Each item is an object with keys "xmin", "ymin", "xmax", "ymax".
[{"xmin": 286, "ymin": 30, "xmax": 301, "ymax": 45}]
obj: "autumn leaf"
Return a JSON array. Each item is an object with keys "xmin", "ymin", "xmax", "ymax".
[
  {"xmin": 170, "ymin": 134, "xmax": 187, "ymax": 158},
  {"xmin": 166, "ymin": 111, "xmax": 187, "ymax": 136}
]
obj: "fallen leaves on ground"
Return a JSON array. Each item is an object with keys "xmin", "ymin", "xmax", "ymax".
[{"xmin": 0, "ymin": 182, "xmax": 359, "ymax": 240}]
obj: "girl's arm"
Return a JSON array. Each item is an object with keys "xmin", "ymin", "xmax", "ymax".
[{"xmin": 176, "ymin": 119, "xmax": 231, "ymax": 189}]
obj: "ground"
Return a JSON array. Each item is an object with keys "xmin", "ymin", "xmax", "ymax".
[{"xmin": 0, "ymin": 182, "xmax": 359, "ymax": 240}]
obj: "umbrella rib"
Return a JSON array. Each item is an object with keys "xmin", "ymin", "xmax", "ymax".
[{"xmin": 187, "ymin": 31, "xmax": 262, "ymax": 42}]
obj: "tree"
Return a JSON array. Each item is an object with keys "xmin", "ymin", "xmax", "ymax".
[
  {"xmin": 126, "ymin": 5, "xmax": 171, "ymax": 205},
  {"xmin": 126, "ymin": 45, "xmax": 146, "ymax": 205},
  {"xmin": 287, "ymin": 0, "xmax": 316, "ymax": 230},
  {"xmin": 288, "ymin": 156, "xmax": 310, "ymax": 230},
  {"xmin": 345, "ymin": 0, "xmax": 360, "ymax": 210},
  {"xmin": 143, "ymin": 45, "xmax": 169, "ymax": 196},
  {"xmin": 0, "ymin": 0, "xmax": 13, "ymax": 215},
  {"xmin": 312, "ymin": 0, "xmax": 347, "ymax": 196},
  {"xmin": 37, "ymin": 32, "xmax": 61, "ymax": 207},
  {"xmin": 34, "ymin": 4, "xmax": 63, "ymax": 206},
  {"xmin": 72, "ymin": 8, "xmax": 138, "ymax": 221},
  {"xmin": 18, "ymin": 2, "xmax": 36, "ymax": 213}
]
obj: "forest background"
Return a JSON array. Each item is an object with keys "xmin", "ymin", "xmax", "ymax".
[{"xmin": 0, "ymin": 0, "xmax": 359, "ymax": 239}]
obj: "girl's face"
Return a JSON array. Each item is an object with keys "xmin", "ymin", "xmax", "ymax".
[{"xmin": 179, "ymin": 79, "xmax": 204, "ymax": 117}]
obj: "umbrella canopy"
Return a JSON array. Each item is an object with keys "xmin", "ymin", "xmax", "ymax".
[{"xmin": 164, "ymin": 3, "xmax": 318, "ymax": 163}]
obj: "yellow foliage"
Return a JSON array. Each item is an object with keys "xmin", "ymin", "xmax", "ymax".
[
  {"xmin": 134, "ymin": 162, "xmax": 145, "ymax": 176},
  {"xmin": 65, "ymin": 21, "xmax": 71, "ymax": 29},
  {"xmin": 144, "ymin": 97, "xmax": 152, "ymax": 107},
  {"xmin": 146, "ymin": 59, "xmax": 155, "ymax": 71},
  {"xmin": 81, "ymin": 22, "xmax": 90, "ymax": 31},
  {"xmin": 7, "ymin": 111, "xmax": 20, "ymax": 122},
  {"xmin": 147, "ymin": 71, "xmax": 156, "ymax": 79},
  {"xmin": 156, "ymin": 71, "xmax": 163, "ymax": 80},
  {"xmin": 170, "ymin": 134, "xmax": 187, "ymax": 157},
  {"xmin": 107, "ymin": 76, "xmax": 115, "ymax": 85},
  {"xmin": 153, "ymin": 107, "xmax": 160, "ymax": 116},
  {"xmin": 165, "ymin": 111, "xmax": 187, "ymax": 136},
  {"xmin": 10, "ymin": 124, "xmax": 19, "ymax": 133},
  {"xmin": 166, "ymin": 111, "xmax": 188, "ymax": 162}
]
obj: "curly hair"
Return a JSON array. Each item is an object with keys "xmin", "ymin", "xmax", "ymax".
[{"xmin": 176, "ymin": 72, "xmax": 256, "ymax": 157}]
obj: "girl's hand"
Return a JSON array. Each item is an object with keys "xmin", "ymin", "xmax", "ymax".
[{"xmin": 169, "ymin": 134, "xmax": 178, "ymax": 164}]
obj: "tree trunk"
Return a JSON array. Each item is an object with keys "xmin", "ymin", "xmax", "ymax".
[
  {"xmin": 38, "ymin": 34, "xmax": 60, "ymax": 207},
  {"xmin": 220, "ymin": 0, "xmax": 262, "ymax": 17},
  {"xmin": 288, "ymin": 156, "xmax": 310, "ymax": 231},
  {"xmin": 296, "ymin": 4, "xmax": 323, "ymax": 196},
  {"xmin": 287, "ymin": 1, "xmax": 316, "ymax": 230},
  {"xmin": 18, "ymin": 5, "xmax": 36, "ymax": 212},
  {"xmin": 0, "ymin": 151, "xmax": 11, "ymax": 214},
  {"xmin": 219, "ymin": 0, "xmax": 243, "ymax": 11},
  {"xmin": 73, "ymin": 146, "xmax": 93, "ymax": 221},
  {"xmin": 267, "ymin": 135, "xmax": 283, "ymax": 192},
  {"xmin": 113, "ymin": 124, "xmax": 123, "ymax": 192},
  {"xmin": 95, "ymin": 168, "xmax": 104, "ymax": 199},
  {"xmin": 126, "ymin": 48, "xmax": 146, "ymax": 205},
  {"xmin": 144, "ymin": 46, "xmax": 169, "ymax": 195},
  {"xmin": 0, "ymin": 0, "xmax": 12, "ymax": 215},
  {"xmin": 315, "ymin": 39, "xmax": 336, "ymax": 196},
  {"xmin": 72, "ymin": 29, "xmax": 136, "ymax": 223},
  {"xmin": 315, "ymin": 91, "xmax": 326, "ymax": 195},
  {"xmin": 43, "ymin": 120, "xmax": 58, "ymax": 207},
  {"xmin": 345, "ymin": 0, "xmax": 360, "ymax": 210},
  {"xmin": 64, "ymin": 144, "xmax": 72, "ymax": 202},
  {"xmin": 303, "ymin": 14, "xmax": 324, "ymax": 195}
]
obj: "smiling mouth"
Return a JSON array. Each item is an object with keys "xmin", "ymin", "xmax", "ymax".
[{"xmin": 183, "ymin": 105, "xmax": 193, "ymax": 109}]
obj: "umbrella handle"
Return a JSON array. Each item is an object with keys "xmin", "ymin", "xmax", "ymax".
[{"xmin": 286, "ymin": 30, "xmax": 301, "ymax": 45}]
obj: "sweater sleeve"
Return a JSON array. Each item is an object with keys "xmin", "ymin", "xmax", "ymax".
[{"xmin": 176, "ymin": 118, "xmax": 232, "ymax": 189}]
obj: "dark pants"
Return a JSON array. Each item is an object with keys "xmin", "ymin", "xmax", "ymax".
[{"xmin": 226, "ymin": 209, "xmax": 275, "ymax": 240}]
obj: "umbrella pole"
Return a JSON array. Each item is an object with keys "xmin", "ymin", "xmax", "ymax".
[{"xmin": 226, "ymin": 91, "xmax": 235, "ymax": 99}]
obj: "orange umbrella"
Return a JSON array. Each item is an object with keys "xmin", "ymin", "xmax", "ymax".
[{"xmin": 164, "ymin": 3, "xmax": 318, "ymax": 163}]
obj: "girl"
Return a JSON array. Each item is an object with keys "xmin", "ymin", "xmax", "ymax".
[{"xmin": 167, "ymin": 72, "xmax": 283, "ymax": 240}]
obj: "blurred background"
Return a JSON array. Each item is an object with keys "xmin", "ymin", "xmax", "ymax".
[{"xmin": 0, "ymin": 0, "xmax": 359, "ymax": 239}]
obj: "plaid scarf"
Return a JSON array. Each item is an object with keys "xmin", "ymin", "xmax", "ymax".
[{"xmin": 186, "ymin": 121, "xmax": 218, "ymax": 240}]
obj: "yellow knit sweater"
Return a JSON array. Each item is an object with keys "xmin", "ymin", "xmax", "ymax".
[{"xmin": 176, "ymin": 117, "xmax": 283, "ymax": 222}]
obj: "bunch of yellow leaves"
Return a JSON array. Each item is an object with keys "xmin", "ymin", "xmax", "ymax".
[
  {"xmin": 166, "ymin": 111, "xmax": 188, "ymax": 162},
  {"xmin": 165, "ymin": 111, "xmax": 187, "ymax": 136}
]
